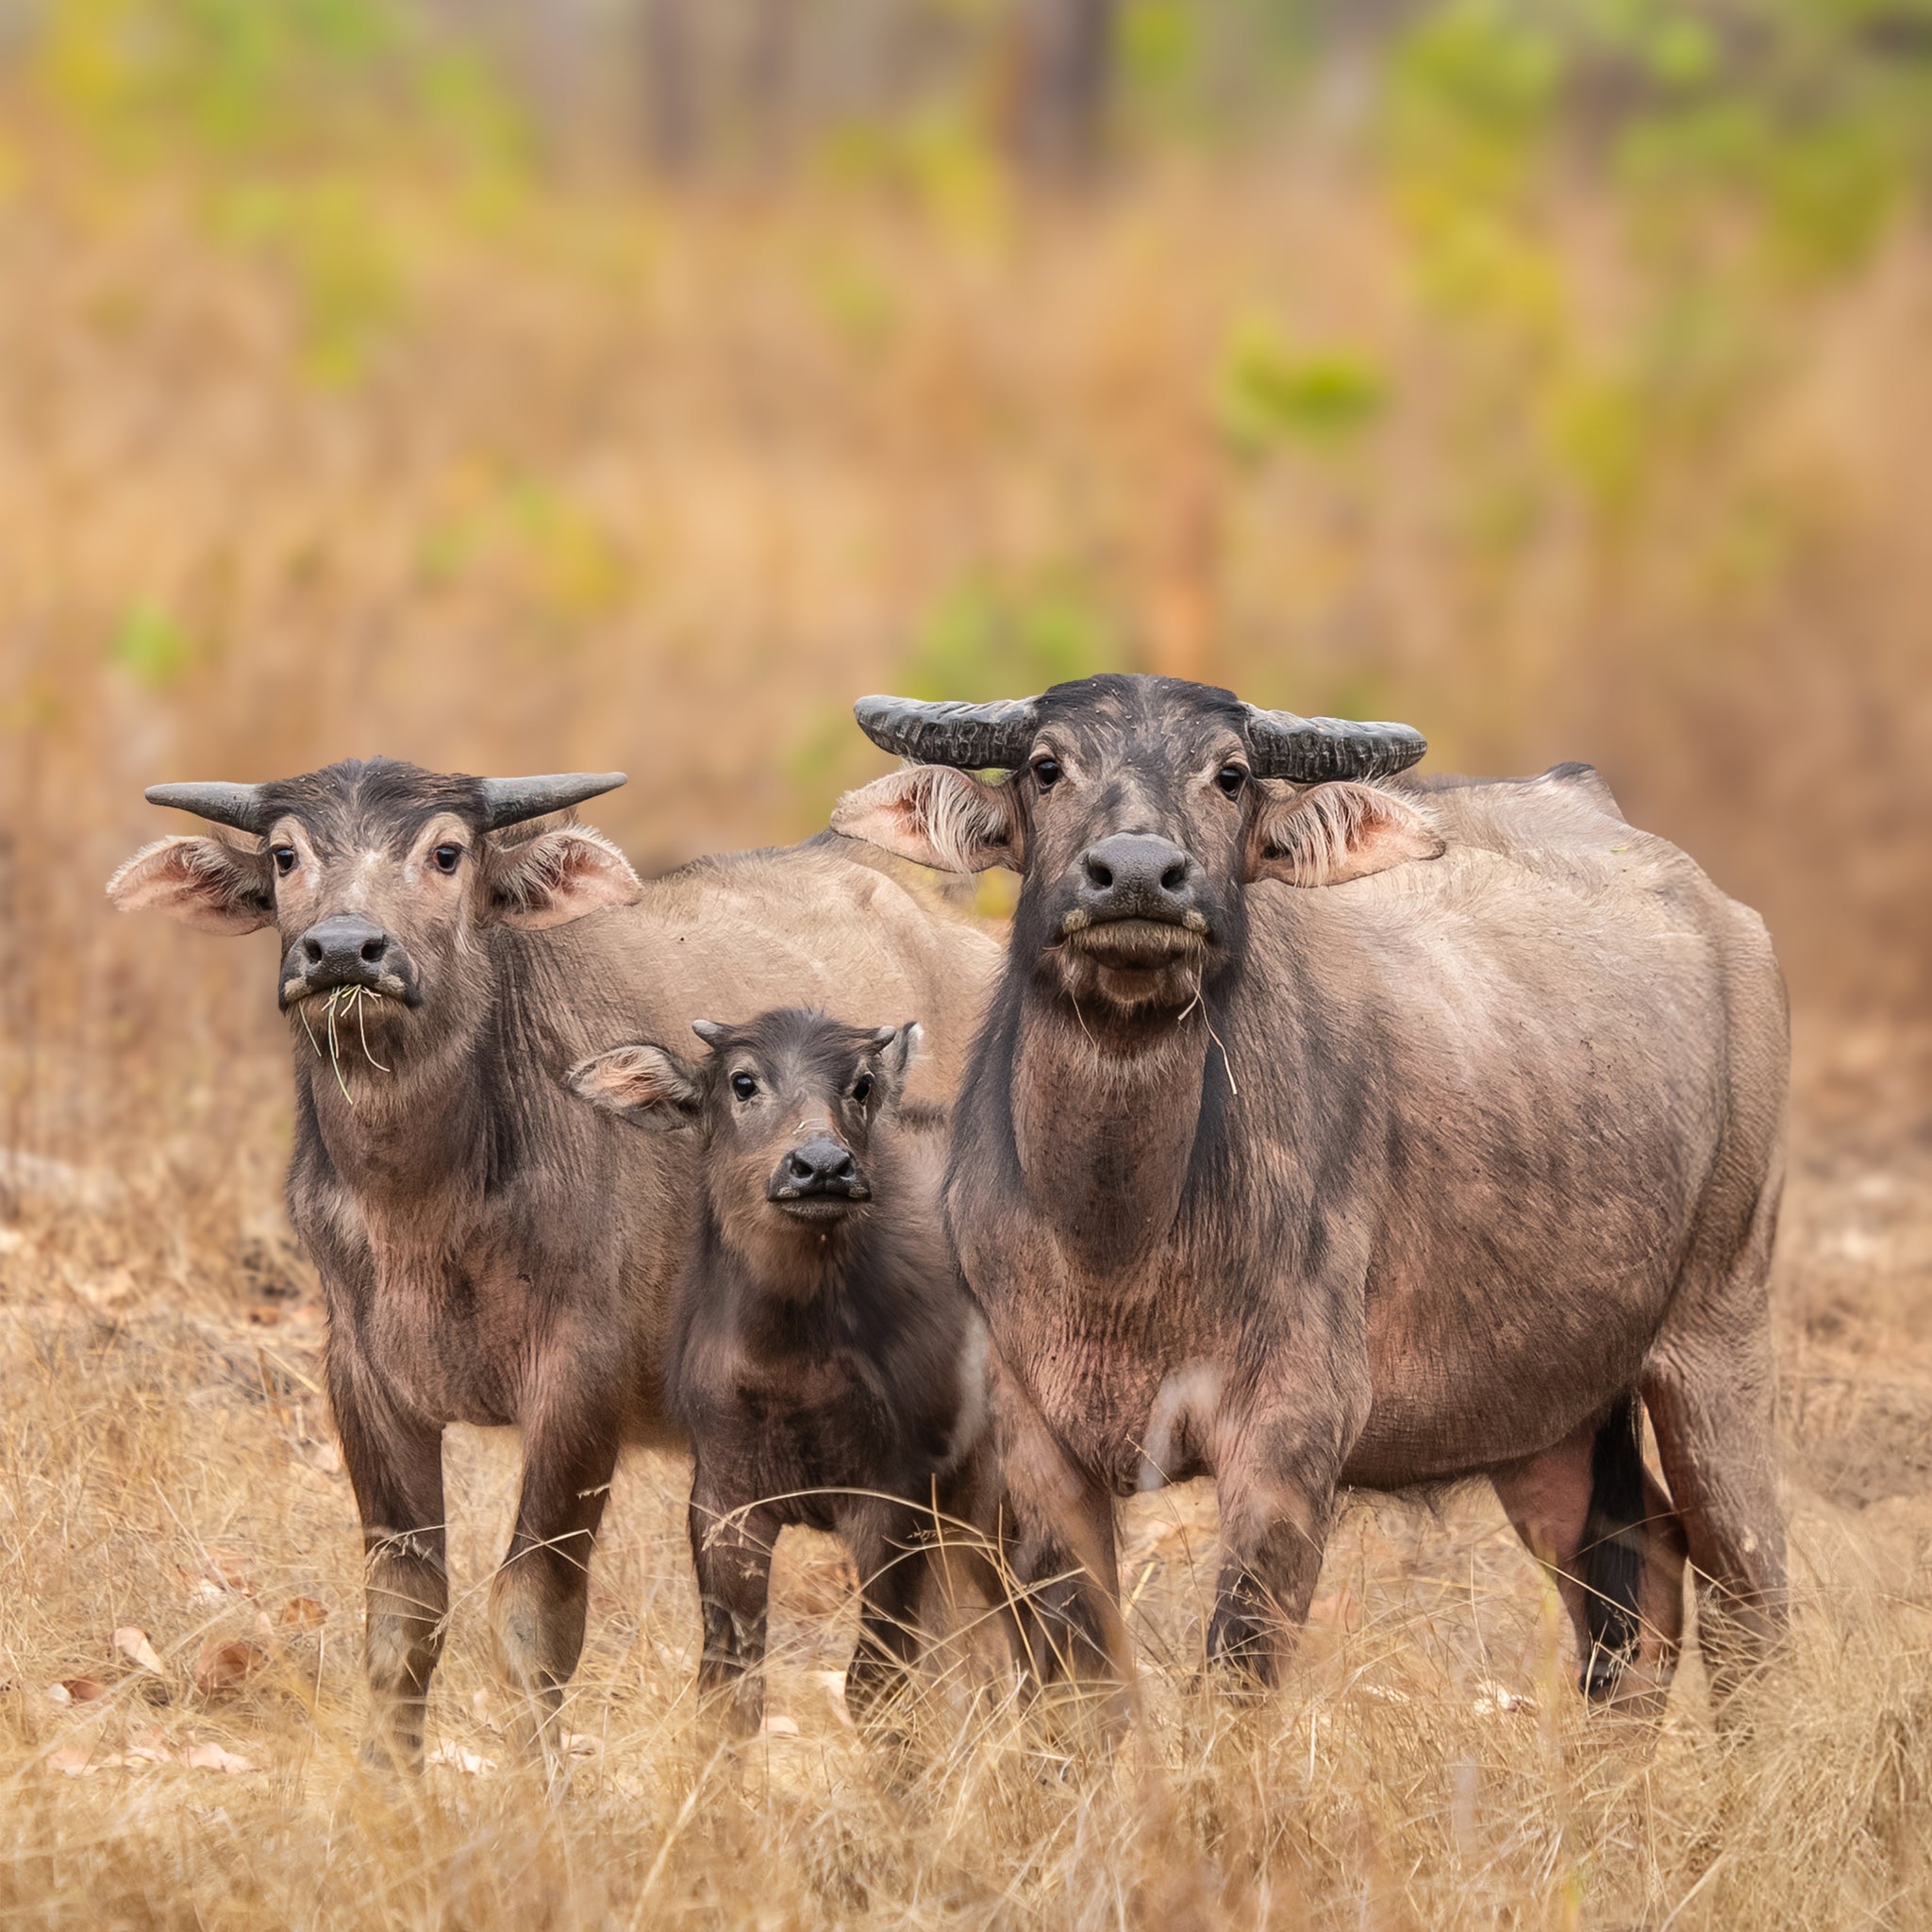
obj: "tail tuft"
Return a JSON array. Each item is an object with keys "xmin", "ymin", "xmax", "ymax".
[{"xmin": 1579, "ymin": 1393, "xmax": 1647, "ymax": 1696}]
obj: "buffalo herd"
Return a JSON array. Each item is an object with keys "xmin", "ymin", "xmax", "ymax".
[{"xmin": 108, "ymin": 672, "xmax": 1788, "ymax": 1764}]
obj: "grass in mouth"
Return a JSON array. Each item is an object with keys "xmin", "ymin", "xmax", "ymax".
[{"xmin": 297, "ymin": 986, "xmax": 391, "ymax": 1105}]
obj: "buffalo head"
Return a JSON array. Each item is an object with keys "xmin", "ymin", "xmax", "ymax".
[
  {"xmin": 108, "ymin": 759, "xmax": 640, "ymax": 1065},
  {"xmin": 830, "ymin": 674, "xmax": 1443, "ymax": 1016}
]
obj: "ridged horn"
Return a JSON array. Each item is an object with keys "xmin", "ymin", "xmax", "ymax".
[
  {"xmin": 143, "ymin": 782, "xmax": 270, "ymax": 833},
  {"xmin": 852, "ymin": 694, "xmax": 1040, "ymax": 770},
  {"xmin": 1242, "ymin": 708, "xmax": 1427, "ymax": 784},
  {"xmin": 476, "ymin": 772, "xmax": 626, "ymax": 830}
]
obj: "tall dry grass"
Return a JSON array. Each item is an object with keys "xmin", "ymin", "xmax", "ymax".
[{"xmin": 2, "ymin": 125, "xmax": 1931, "ymax": 1929}]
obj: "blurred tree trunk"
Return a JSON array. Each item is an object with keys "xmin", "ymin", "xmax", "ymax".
[
  {"xmin": 640, "ymin": 0, "xmax": 701, "ymax": 175},
  {"xmin": 1010, "ymin": 0, "xmax": 1118, "ymax": 180},
  {"xmin": 737, "ymin": 0, "xmax": 794, "ymax": 172}
]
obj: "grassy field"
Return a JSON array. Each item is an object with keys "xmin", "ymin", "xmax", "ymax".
[{"xmin": 2, "ymin": 101, "xmax": 1931, "ymax": 1929}]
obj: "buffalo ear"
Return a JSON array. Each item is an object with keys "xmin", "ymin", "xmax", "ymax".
[
  {"xmin": 489, "ymin": 824, "xmax": 641, "ymax": 932},
  {"xmin": 107, "ymin": 836, "xmax": 275, "ymax": 935},
  {"xmin": 869, "ymin": 1021, "xmax": 923, "ymax": 1099},
  {"xmin": 830, "ymin": 767, "xmax": 1023, "ymax": 874},
  {"xmin": 565, "ymin": 1043, "xmax": 702, "ymax": 1131},
  {"xmin": 1245, "ymin": 781, "xmax": 1445, "ymax": 888}
]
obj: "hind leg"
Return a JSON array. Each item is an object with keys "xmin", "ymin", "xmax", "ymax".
[
  {"xmin": 1641, "ymin": 1324, "xmax": 1786, "ymax": 1705},
  {"xmin": 1491, "ymin": 1416, "xmax": 1687, "ymax": 1712}
]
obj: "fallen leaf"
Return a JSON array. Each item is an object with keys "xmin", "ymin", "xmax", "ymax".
[
  {"xmin": 183, "ymin": 1741, "xmax": 258, "ymax": 1774},
  {"xmin": 191, "ymin": 1579, "xmax": 227, "ymax": 1607},
  {"xmin": 49, "ymin": 1744, "xmax": 120, "ymax": 1776},
  {"xmin": 760, "ymin": 1712, "xmax": 800, "ymax": 1737},
  {"xmin": 113, "ymin": 1627, "xmax": 165, "ymax": 1675},
  {"xmin": 193, "ymin": 1639, "xmax": 268, "ymax": 1697},
  {"xmin": 205, "ymin": 1549, "xmax": 256, "ymax": 1595},
  {"xmin": 278, "ymin": 1596, "xmax": 327, "ymax": 1632},
  {"xmin": 62, "ymin": 1676, "xmax": 109, "ymax": 1703},
  {"xmin": 559, "ymin": 1732, "xmax": 599, "ymax": 1757},
  {"xmin": 425, "ymin": 1741, "xmax": 496, "ymax": 1774},
  {"xmin": 44, "ymin": 1683, "xmax": 72, "ymax": 1707}
]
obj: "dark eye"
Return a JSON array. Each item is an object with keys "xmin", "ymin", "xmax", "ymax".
[
  {"xmin": 852, "ymin": 1074, "xmax": 874, "ymax": 1105},
  {"xmin": 271, "ymin": 845, "xmax": 297, "ymax": 876},
  {"xmin": 432, "ymin": 844, "xmax": 462, "ymax": 874},
  {"xmin": 730, "ymin": 1072, "xmax": 758, "ymax": 1102},
  {"xmin": 1216, "ymin": 764, "xmax": 1248, "ymax": 798},
  {"xmin": 1032, "ymin": 756, "xmax": 1062, "ymax": 791}
]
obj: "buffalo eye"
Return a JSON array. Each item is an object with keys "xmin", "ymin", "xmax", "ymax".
[
  {"xmin": 271, "ymin": 845, "xmax": 297, "ymax": 877},
  {"xmin": 730, "ymin": 1072, "xmax": 758, "ymax": 1102},
  {"xmin": 852, "ymin": 1074, "xmax": 874, "ymax": 1105},
  {"xmin": 1031, "ymin": 756, "xmax": 1062, "ymax": 791},
  {"xmin": 432, "ymin": 843, "xmax": 462, "ymax": 874},
  {"xmin": 1216, "ymin": 763, "xmax": 1248, "ymax": 798}
]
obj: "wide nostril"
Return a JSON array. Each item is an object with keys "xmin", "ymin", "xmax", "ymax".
[
  {"xmin": 359, "ymin": 935, "xmax": 387, "ymax": 963},
  {"xmin": 1161, "ymin": 859, "xmax": 1188, "ymax": 891},
  {"xmin": 303, "ymin": 939, "xmax": 322, "ymax": 964},
  {"xmin": 1085, "ymin": 855, "xmax": 1114, "ymax": 890}
]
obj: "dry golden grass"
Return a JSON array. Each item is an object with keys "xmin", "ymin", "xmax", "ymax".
[{"xmin": 2, "ymin": 142, "xmax": 1931, "ymax": 1927}]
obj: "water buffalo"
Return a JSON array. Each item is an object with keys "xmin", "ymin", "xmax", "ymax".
[
  {"xmin": 831, "ymin": 674, "xmax": 1787, "ymax": 1710},
  {"xmin": 569, "ymin": 1008, "xmax": 998, "ymax": 1734},
  {"xmin": 108, "ymin": 759, "xmax": 999, "ymax": 1765}
]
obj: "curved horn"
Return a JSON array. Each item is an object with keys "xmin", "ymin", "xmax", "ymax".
[
  {"xmin": 476, "ymin": 772, "xmax": 626, "ymax": 830},
  {"xmin": 852, "ymin": 694, "xmax": 1041, "ymax": 770},
  {"xmin": 143, "ymin": 782, "xmax": 270, "ymax": 833},
  {"xmin": 1242, "ymin": 708, "xmax": 1427, "ymax": 784}
]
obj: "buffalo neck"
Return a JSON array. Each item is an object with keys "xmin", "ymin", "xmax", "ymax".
[{"xmin": 1005, "ymin": 975, "xmax": 1219, "ymax": 1278}]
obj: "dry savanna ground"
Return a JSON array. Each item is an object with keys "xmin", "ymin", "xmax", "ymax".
[
  {"xmin": 2, "ymin": 1022, "xmax": 1930, "ymax": 1930},
  {"xmin": 2, "ymin": 145, "xmax": 1931, "ymax": 1929}
]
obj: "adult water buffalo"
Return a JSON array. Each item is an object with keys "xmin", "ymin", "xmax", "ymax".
[
  {"xmin": 108, "ymin": 758, "xmax": 999, "ymax": 1765},
  {"xmin": 832, "ymin": 674, "xmax": 1788, "ymax": 1709}
]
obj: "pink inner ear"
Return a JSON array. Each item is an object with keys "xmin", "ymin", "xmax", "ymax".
[
  {"xmin": 492, "ymin": 828, "xmax": 641, "ymax": 932},
  {"xmin": 107, "ymin": 838, "xmax": 274, "ymax": 935}
]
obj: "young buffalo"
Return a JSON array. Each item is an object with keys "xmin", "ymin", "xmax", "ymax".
[{"xmin": 569, "ymin": 1008, "xmax": 995, "ymax": 1732}]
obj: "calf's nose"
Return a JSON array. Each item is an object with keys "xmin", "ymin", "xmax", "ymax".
[
  {"xmin": 298, "ymin": 914, "xmax": 393, "ymax": 991},
  {"xmin": 772, "ymin": 1137, "xmax": 866, "ymax": 1199},
  {"xmin": 1074, "ymin": 832, "xmax": 1198, "ymax": 924}
]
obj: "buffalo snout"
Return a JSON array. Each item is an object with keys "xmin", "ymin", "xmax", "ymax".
[
  {"xmin": 768, "ymin": 1135, "xmax": 870, "ymax": 1217},
  {"xmin": 1074, "ymin": 833, "xmax": 1201, "ymax": 928},
  {"xmin": 283, "ymin": 913, "xmax": 409, "ymax": 1003}
]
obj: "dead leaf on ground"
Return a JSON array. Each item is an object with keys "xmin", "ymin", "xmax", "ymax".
[
  {"xmin": 425, "ymin": 1741, "xmax": 496, "ymax": 1775},
  {"xmin": 182, "ymin": 1740, "xmax": 258, "ymax": 1774},
  {"xmin": 193, "ymin": 1639, "xmax": 268, "ymax": 1697},
  {"xmin": 277, "ymin": 1596, "xmax": 327, "ymax": 1631},
  {"xmin": 112, "ymin": 1627, "xmax": 164, "ymax": 1674},
  {"xmin": 48, "ymin": 1744, "xmax": 120, "ymax": 1776},
  {"xmin": 59, "ymin": 1675, "xmax": 109, "ymax": 1703}
]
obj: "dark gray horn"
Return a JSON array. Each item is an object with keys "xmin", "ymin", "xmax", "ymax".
[
  {"xmin": 852, "ymin": 694, "xmax": 1040, "ymax": 770},
  {"xmin": 1242, "ymin": 707, "xmax": 1427, "ymax": 784},
  {"xmin": 476, "ymin": 772, "xmax": 626, "ymax": 830},
  {"xmin": 144, "ymin": 782, "xmax": 269, "ymax": 833}
]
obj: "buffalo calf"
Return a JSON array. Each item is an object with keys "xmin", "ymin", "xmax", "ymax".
[{"xmin": 570, "ymin": 1008, "xmax": 996, "ymax": 1733}]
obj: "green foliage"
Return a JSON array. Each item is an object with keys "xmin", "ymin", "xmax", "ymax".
[
  {"xmin": 1216, "ymin": 324, "xmax": 1387, "ymax": 457},
  {"xmin": 900, "ymin": 577, "xmax": 1125, "ymax": 704},
  {"xmin": 109, "ymin": 606, "xmax": 201, "ymax": 690}
]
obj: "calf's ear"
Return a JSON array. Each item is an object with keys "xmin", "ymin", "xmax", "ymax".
[
  {"xmin": 1245, "ymin": 781, "xmax": 1445, "ymax": 888},
  {"xmin": 489, "ymin": 824, "xmax": 641, "ymax": 932},
  {"xmin": 566, "ymin": 1043, "xmax": 702, "ymax": 1131},
  {"xmin": 868, "ymin": 1020, "xmax": 923, "ymax": 1097},
  {"xmin": 107, "ymin": 836, "xmax": 275, "ymax": 935},
  {"xmin": 831, "ymin": 767, "xmax": 1023, "ymax": 873}
]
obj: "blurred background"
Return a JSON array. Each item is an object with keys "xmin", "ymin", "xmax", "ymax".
[{"xmin": 1, "ymin": 0, "xmax": 1929, "ymax": 1208}]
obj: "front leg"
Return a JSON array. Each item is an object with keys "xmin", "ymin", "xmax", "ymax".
[
  {"xmin": 1208, "ymin": 1357, "xmax": 1367, "ymax": 1690},
  {"xmin": 489, "ymin": 1395, "xmax": 621, "ymax": 1758},
  {"xmin": 688, "ymin": 1478, "xmax": 779, "ymax": 1736},
  {"xmin": 989, "ymin": 1347, "xmax": 1128, "ymax": 1696},
  {"xmin": 328, "ymin": 1349, "xmax": 447, "ymax": 1772},
  {"xmin": 841, "ymin": 1508, "xmax": 928, "ymax": 1727}
]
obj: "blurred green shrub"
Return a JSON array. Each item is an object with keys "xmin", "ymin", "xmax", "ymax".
[{"xmin": 1216, "ymin": 323, "xmax": 1388, "ymax": 457}]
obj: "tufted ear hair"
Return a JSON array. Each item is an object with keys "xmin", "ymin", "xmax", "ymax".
[
  {"xmin": 107, "ymin": 836, "xmax": 276, "ymax": 935},
  {"xmin": 487, "ymin": 824, "xmax": 641, "ymax": 931},
  {"xmin": 564, "ymin": 1042, "xmax": 703, "ymax": 1131},
  {"xmin": 866, "ymin": 1021, "xmax": 923, "ymax": 1101},
  {"xmin": 831, "ymin": 767, "xmax": 1024, "ymax": 874},
  {"xmin": 1244, "ymin": 782, "xmax": 1444, "ymax": 887}
]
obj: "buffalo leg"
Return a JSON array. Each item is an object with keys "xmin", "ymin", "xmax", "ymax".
[
  {"xmin": 488, "ymin": 1413, "xmax": 620, "ymax": 1756},
  {"xmin": 989, "ymin": 1350, "xmax": 1125, "ymax": 1692},
  {"xmin": 1491, "ymin": 1413, "xmax": 1687, "ymax": 1711},
  {"xmin": 842, "ymin": 1515, "xmax": 926, "ymax": 1726},
  {"xmin": 1641, "ymin": 1332, "xmax": 1787, "ymax": 1705},
  {"xmin": 688, "ymin": 1487, "xmax": 778, "ymax": 1734},
  {"xmin": 333, "ymin": 1376, "xmax": 447, "ymax": 1772},
  {"xmin": 1208, "ymin": 1430, "xmax": 1341, "ymax": 1690}
]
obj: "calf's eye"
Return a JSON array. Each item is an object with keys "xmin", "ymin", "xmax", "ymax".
[
  {"xmin": 432, "ymin": 843, "xmax": 462, "ymax": 874},
  {"xmin": 1032, "ymin": 756, "xmax": 1062, "ymax": 791},
  {"xmin": 271, "ymin": 845, "xmax": 297, "ymax": 877},
  {"xmin": 852, "ymin": 1074, "xmax": 874, "ymax": 1104},
  {"xmin": 1216, "ymin": 764, "xmax": 1248, "ymax": 798},
  {"xmin": 731, "ymin": 1072, "xmax": 758, "ymax": 1101}
]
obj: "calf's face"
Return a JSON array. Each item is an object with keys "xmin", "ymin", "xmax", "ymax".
[
  {"xmin": 108, "ymin": 759, "xmax": 640, "ymax": 1062},
  {"xmin": 568, "ymin": 1009, "xmax": 921, "ymax": 1260}
]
